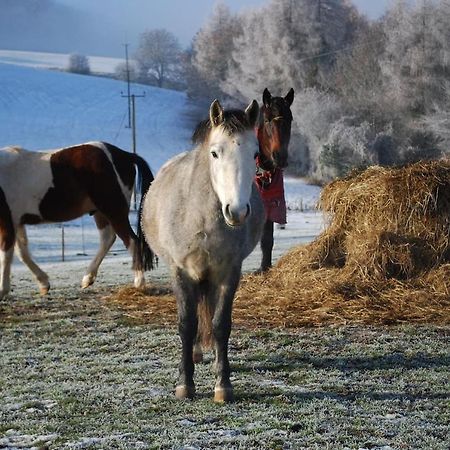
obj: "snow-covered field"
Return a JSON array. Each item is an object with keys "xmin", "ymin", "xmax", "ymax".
[
  {"xmin": 0, "ymin": 61, "xmax": 190, "ymax": 171},
  {"xmin": 0, "ymin": 49, "xmax": 124, "ymax": 74}
]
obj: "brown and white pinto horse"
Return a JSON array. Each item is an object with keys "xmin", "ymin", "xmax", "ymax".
[
  {"xmin": 0, "ymin": 141, "xmax": 154, "ymax": 299},
  {"xmin": 255, "ymin": 88, "xmax": 294, "ymax": 272}
]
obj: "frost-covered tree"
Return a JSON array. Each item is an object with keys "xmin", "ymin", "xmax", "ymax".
[
  {"xmin": 67, "ymin": 53, "xmax": 90, "ymax": 75},
  {"xmin": 382, "ymin": 0, "xmax": 450, "ymax": 115},
  {"xmin": 188, "ymin": 2, "xmax": 242, "ymax": 99},
  {"xmin": 134, "ymin": 29, "xmax": 181, "ymax": 88},
  {"xmin": 222, "ymin": 0, "xmax": 362, "ymax": 102},
  {"xmin": 332, "ymin": 22, "xmax": 384, "ymax": 117}
]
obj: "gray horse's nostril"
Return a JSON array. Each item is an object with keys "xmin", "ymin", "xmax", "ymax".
[{"xmin": 224, "ymin": 204, "xmax": 251, "ymax": 226}]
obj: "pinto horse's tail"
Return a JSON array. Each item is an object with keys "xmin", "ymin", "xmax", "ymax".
[{"xmin": 132, "ymin": 153, "xmax": 156, "ymax": 271}]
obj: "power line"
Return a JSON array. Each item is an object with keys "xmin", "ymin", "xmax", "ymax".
[{"xmin": 295, "ymin": 37, "xmax": 386, "ymax": 63}]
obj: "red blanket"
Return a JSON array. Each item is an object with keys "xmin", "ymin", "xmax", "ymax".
[{"xmin": 255, "ymin": 167, "xmax": 287, "ymax": 224}]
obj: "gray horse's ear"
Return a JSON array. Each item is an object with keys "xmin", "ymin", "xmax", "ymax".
[
  {"xmin": 263, "ymin": 88, "xmax": 272, "ymax": 108},
  {"xmin": 284, "ymin": 88, "xmax": 294, "ymax": 106},
  {"xmin": 245, "ymin": 99, "xmax": 259, "ymax": 127},
  {"xmin": 210, "ymin": 99, "xmax": 224, "ymax": 127}
]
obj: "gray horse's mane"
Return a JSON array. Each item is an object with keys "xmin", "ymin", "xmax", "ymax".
[{"xmin": 192, "ymin": 109, "xmax": 252, "ymax": 145}]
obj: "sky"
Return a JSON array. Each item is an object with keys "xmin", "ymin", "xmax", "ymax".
[{"xmin": 54, "ymin": 0, "xmax": 391, "ymax": 56}]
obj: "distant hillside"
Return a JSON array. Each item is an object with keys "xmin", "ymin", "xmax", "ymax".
[
  {"xmin": 0, "ymin": 62, "xmax": 192, "ymax": 171},
  {"xmin": 0, "ymin": 50, "xmax": 125, "ymax": 75}
]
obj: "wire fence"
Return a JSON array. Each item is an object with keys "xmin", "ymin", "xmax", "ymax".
[{"xmin": 15, "ymin": 195, "xmax": 319, "ymax": 266}]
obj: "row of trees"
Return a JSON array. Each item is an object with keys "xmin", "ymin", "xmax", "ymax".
[{"xmin": 118, "ymin": 0, "xmax": 450, "ymax": 181}]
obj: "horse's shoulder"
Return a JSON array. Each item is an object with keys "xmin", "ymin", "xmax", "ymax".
[{"xmin": 157, "ymin": 151, "xmax": 191, "ymax": 178}]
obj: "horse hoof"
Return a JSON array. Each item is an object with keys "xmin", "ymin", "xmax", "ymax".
[
  {"xmin": 134, "ymin": 273, "xmax": 145, "ymax": 289},
  {"xmin": 81, "ymin": 274, "xmax": 95, "ymax": 289},
  {"xmin": 214, "ymin": 387, "xmax": 234, "ymax": 403},
  {"xmin": 193, "ymin": 350, "xmax": 204, "ymax": 364},
  {"xmin": 254, "ymin": 265, "xmax": 271, "ymax": 275},
  {"xmin": 175, "ymin": 384, "xmax": 195, "ymax": 400},
  {"xmin": 39, "ymin": 285, "xmax": 50, "ymax": 296}
]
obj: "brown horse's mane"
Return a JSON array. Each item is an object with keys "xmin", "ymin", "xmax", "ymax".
[{"xmin": 192, "ymin": 109, "xmax": 252, "ymax": 146}]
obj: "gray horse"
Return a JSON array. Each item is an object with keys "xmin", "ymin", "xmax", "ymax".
[{"xmin": 140, "ymin": 99, "xmax": 264, "ymax": 402}]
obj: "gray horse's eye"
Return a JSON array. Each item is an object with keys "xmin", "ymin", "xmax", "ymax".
[{"xmin": 211, "ymin": 151, "xmax": 218, "ymax": 159}]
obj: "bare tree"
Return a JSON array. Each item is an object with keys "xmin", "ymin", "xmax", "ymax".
[
  {"xmin": 134, "ymin": 29, "xmax": 181, "ymax": 88},
  {"xmin": 115, "ymin": 61, "xmax": 137, "ymax": 82},
  {"xmin": 67, "ymin": 53, "xmax": 90, "ymax": 75}
]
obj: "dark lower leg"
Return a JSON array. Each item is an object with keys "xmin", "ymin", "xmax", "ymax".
[
  {"xmin": 212, "ymin": 269, "xmax": 240, "ymax": 402},
  {"xmin": 260, "ymin": 220, "xmax": 274, "ymax": 271},
  {"xmin": 213, "ymin": 308, "xmax": 232, "ymax": 396},
  {"xmin": 173, "ymin": 269, "xmax": 198, "ymax": 399}
]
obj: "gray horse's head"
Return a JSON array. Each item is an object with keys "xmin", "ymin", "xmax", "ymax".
[{"xmin": 193, "ymin": 99, "xmax": 260, "ymax": 227}]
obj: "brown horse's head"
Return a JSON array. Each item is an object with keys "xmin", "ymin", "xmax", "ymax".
[{"xmin": 257, "ymin": 88, "xmax": 294, "ymax": 171}]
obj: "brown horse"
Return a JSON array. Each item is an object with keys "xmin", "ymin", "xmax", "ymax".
[
  {"xmin": 255, "ymin": 88, "xmax": 294, "ymax": 272},
  {"xmin": 0, "ymin": 141, "xmax": 154, "ymax": 298}
]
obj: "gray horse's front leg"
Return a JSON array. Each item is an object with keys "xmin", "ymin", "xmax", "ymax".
[
  {"xmin": 173, "ymin": 268, "xmax": 199, "ymax": 400},
  {"xmin": 212, "ymin": 268, "xmax": 241, "ymax": 403}
]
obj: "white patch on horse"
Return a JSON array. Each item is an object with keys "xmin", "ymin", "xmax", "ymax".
[
  {"xmin": 0, "ymin": 146, "xmax": 54, "ymax": 224},
  {"xmin": 208, "ymin": 128, "xmax": 258, "ymax": 227},
  {"xmin": 93, "ymin": 142, "xmax": 133, "ymax": 204}
]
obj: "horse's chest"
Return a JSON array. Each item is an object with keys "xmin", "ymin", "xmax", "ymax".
[{"xmin": 180, "ymin": 229, "xmax": 240, "ymax": 281}]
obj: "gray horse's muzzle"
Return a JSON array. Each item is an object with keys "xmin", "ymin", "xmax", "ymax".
[{"xmin": 224, "ymin": 203, "xmax": 251, "ymax": 227}]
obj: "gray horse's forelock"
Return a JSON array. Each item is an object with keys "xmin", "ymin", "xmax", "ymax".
[{"xmin": 192, "ymin": 110, "xmax": 252, "ymax": 146}]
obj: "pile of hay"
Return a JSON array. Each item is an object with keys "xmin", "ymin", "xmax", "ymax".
[
  {"xmin": 236, "ymin": 159, "xmax": 450, "ymax": 327},
  {"xmin": 104, "ymin": 159, "xmax": 450, "ymax": 328}
]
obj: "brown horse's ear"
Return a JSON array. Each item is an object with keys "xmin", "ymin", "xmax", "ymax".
[
  {"xmin": 284, "ymin": 88, "xmax": 294, "ymax": 106},
  {"xmin": 245, "ymin": 99, "xmax": 259, "ymax": 127},
  {"xmin": 263, "ymin": 88, "xmax": 272, "ymax": 108},
  {"xmin": 209, "ymin": 99, "xmax": 224, "ymax": 127}
]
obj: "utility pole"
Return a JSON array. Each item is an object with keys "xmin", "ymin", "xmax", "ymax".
[
  {"xmin": 123, "ymin": 43, "xmax": 132, "ymax": 128},
  {"xmin": 120, "ymin": 43, "xmax": 146, "ymax": 210},
  {"xmin": 121, "ymin": 90, "xmax": 146, "ymax": 210}
]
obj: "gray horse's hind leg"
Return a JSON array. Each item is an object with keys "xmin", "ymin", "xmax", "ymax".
[
  {"xmin": 81, "ymin": 213, "xmax": 117, "ymax": 289},
  {"xmin": 212, "ymin": 266, "xmax": 241, "ymax": 403},
  {"xmin": 173, "ymin": 268, "xmax": 199, "ymax": 400},
  {"xmin": 15, "ymin": 226, "xmax": 50, "ymax": 295}
]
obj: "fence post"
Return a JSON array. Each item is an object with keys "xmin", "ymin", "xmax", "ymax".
[{"xmin": 61, "ymin": 223, "xmax": 65, "ymax": 262}]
